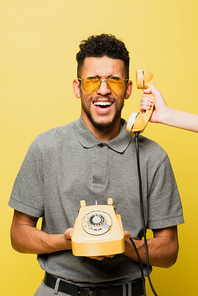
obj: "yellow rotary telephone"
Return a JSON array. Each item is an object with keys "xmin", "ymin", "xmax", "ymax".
[{"xmin": 71, "ymin": 198, "xmax": 125, "ymax": 256}]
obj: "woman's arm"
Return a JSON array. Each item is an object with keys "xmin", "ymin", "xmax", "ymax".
[{"xmin": 140, "ymin": 85, "xmax": 198, "ymax": 132}]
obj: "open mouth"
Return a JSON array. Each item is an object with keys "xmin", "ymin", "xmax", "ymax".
[{"xmin": 93, "ymin": 102, "xmax": 113, "ymax": 108}]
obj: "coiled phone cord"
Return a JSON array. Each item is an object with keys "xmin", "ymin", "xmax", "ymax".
[{"xmin": 131, "ymin": 131, "xmax": 158, "ymax": 296}]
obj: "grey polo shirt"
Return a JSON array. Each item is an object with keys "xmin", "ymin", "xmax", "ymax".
[{"xmin": 9, "ymin": 117, "xmax": 184, "ymax": 283}]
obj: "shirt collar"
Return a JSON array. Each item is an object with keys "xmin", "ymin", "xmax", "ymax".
[{"xmin": 73, "ymin": 117, "xmax": 132, "ymax": 153}]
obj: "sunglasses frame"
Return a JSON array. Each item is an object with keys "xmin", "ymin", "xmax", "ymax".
[{"xmin": 78, "ymin": 75, "xmax": 129, "ymax": 93}]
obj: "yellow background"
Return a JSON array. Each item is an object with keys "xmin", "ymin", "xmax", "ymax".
[{"xmin": 1, "ymin": 0, "xmax": 198, "ymax": 295}]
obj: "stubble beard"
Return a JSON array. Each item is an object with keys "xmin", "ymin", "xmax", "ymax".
[{"xmin": 81, "ymin": 99, "xmax": 125, "ymax": 131}]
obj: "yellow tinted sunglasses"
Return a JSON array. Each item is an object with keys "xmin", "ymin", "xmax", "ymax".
[{"xmin": 78, "ymin": 76, "xmax": 128, "ymax": 93}]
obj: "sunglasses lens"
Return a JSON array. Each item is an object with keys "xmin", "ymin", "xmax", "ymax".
[
  {"xmin": 83, "ymin": 77, "xmax": 100, "ymax": 92},
  {"xmin": 108, "ymin": 77, "xmax": 125, "ymax": 92},
  {"xmin": 81, "ymin": 76, "xmax": 126, "ymax": 93}
]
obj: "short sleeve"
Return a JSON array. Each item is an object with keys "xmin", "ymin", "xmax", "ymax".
[
  {"xmin": 8, "ymin": 140, "xmax": 44, "ymax": 217},
  {"xmin": 148, "ymin": 155, "xmax": 184, "ymax": 229}
]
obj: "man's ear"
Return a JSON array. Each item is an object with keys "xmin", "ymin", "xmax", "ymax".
[
  {"xmin": 125, "ymin": 80, "xmax": 133, "ymax": 100},
  {"xmin": 73, "ymin": 79, "xmax": 81, "ymax": 98}
]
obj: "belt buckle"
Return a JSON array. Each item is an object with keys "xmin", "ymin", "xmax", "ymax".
[
  {"xmin": 79, "ymin": 285, "xmax": 121, "ymax": 296},
  {"xmin": 79, "ymin": 286, "xmax": 99, "ymax": 296}
]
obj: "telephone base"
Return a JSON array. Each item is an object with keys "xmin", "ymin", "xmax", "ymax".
[{"xmin": 72, "ymin": 234, "xmax": 125, "ymax": 257}]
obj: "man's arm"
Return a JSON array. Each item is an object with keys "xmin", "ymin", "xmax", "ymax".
[
  {"xmin": 123, "ymin": 226, "xmax": 179, "ymax": 268},
  {"xmin": 10, "ymin": 210, "xmax": 72, "ymax": 254}
]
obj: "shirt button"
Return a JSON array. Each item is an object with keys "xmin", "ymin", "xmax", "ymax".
[{"xmin": 98, "ymin": 143, "xmax": 106, "ymax": 147}]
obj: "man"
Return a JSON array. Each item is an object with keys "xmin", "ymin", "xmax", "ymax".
[{"xmin": 9, "ymin": 34, "xmax": 184, "ymax": 296}]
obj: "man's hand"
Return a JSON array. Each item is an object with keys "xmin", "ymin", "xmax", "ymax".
[
  {"xmin": 123, "ymin": 231, "xmax": 142, "ymax": 261},
  {"xmin": 64, "ymin": 228, "xmax": 73, "ymax": 249}
]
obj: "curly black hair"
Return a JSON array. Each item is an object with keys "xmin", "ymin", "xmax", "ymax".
[{"xmin": 76, "ymin": 34, "xmax": 130, "ymax": 77}]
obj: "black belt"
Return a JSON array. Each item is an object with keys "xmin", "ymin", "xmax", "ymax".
[{"xmin": 43, "ymin": 272, "xmax": 144, "ymax": 296}]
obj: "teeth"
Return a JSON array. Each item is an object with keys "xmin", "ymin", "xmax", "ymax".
[{"xmin": 94, "ymin": 102, "xmax": 112, "ymax": 106}]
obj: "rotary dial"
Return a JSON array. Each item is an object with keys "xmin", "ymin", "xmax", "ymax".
[{"xmin": 82, "ymin": 210, "xmax": 112, "ymax": 235}]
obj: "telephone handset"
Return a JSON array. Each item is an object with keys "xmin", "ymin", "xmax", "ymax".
[
  {"xmin": 71, "ymin": 198, "xmax": 125, "ymax": 256},
  {"xmin": 126, "ymin": 68, "xmax": 154, "ymax": 134}
]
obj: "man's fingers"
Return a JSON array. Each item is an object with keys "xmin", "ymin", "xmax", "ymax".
[
  {"xmin": 124, "ymin": 231, "xmax": 131, "ymax": 240},
  {"xmin": 64, "ymin": 228, "xmax": 73, "ymax": 239}
]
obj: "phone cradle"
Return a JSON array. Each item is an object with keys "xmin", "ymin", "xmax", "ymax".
[{"xmin": 71, "ymin": 198, "xmax": 125, "ymax": 257}]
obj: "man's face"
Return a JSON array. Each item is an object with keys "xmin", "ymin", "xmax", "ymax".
[{"xmin": 73, "ymin": 56, "xmax": 132, "ymax": 131}]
